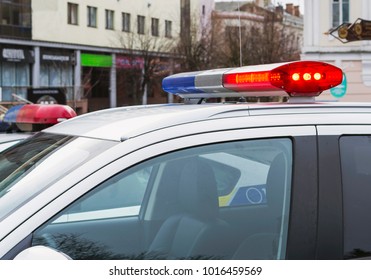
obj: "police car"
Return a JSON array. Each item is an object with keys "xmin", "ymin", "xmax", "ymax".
[
  {"xmin": 0, "ymin": 104, "xmax": 76, "ymax": 152},
  {"xmin": 0, "ymin": 61, "xmax": 370, "ymax": 260}
]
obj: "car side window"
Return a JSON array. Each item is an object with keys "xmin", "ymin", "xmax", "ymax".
[
  {"xmin": 55, "ymin": 166, "xmax": 152, "ymax": 222},
  {"xmin": 340, "ymin": 136, "xmax": 371, "ymax": 259},
  {"xmin": 32, "ymin": 138, "xmax": 292, "ymax": 260}
]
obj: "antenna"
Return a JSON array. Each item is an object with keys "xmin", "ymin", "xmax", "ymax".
[{"xmin": 237, "ymin": 1, "xmax": 243, "ymax": 67}]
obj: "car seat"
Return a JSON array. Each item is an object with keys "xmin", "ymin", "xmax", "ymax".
[
  {"xmin": 233, "ymin": 153, "xmax": 287, "ymax": 259},
  {"xmin": 147, "ymin": 156, "xmax": 231, "ymax": 259}
]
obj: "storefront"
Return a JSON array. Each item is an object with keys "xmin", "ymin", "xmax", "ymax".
[
  {"xmin": 116, "ymin": 55, "xmax": 144, "ymax": 106},
  {"xmin": 0, "ymin": 45, "xmax": 33, "ymax": 102},
  {"xmin": 40, "ymin": 49, "xmax": 75, "ymax": 101},
  {"xmin": 81, "ymin": 53, "xmax": 112, "ymax": 112}
]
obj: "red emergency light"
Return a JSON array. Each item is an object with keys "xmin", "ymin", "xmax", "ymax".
[
  {"xmin": 3, "ymin": 104, "xmax": 77, "ymax": 132},
  {"xmin": 223, "ymin": 61, "xmax": 343, "ymax": 97}
]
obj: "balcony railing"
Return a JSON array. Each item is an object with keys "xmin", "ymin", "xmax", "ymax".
[{"xmin": 0, "ymin": 24, "xmax": 31, "ymax": 39}]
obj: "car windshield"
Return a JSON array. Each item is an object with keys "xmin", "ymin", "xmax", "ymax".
[{"xmin": 0, "ymin": 132, "xmax": 117, "ymax": 222}]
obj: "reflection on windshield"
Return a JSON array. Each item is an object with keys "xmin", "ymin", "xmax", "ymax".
[
  {"xmin": 0, "ymin": 133, "xmax": 72, "ymax": 191},
  {"xmin": 0, "ymin": 132, "xmax": 117, "ymax": 223}
]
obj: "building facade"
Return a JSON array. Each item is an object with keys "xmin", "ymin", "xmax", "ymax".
[
  {"xmin": 213, "ymin": 1, "xmax": 303, "ymax": 68},
  {"xmin": 0, "ymin": 0, "xmax": 32, "ymax": 104},
  {"xmin": 0, "ymin": 0, "xmax": 212, "ymax": 112},
  {"xmin": 302, "ymin": 0, "xmax": 371, "ymax": 101}
]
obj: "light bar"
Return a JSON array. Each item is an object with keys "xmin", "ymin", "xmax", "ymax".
[
  {"xmin": 162, "ymin": 68, "xmax": 234, "ymax": 96},
  {"xmin": 3, "ymin": 104, "xmax": 77, "ymax": 132},
  {"xmin": 162, "ymin": 61, "xmax": 344, "ymax": 98}
]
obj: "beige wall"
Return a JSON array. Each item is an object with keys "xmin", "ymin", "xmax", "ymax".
[
  {"xmin": 191, "ymin": 0, "xmax": 215, "ymax": 28},
  {"xmin": 32, "ymin": 0, "xmax": 181, "ymax": 50},
  {"xmin": 315, "ymin": 60, "xmax": 371, "ymax": 102},
  {"xmin": 303, "ymin": 0, "xmax": 371, "ymax": 51},
  {"xmin": 303, "ymin": 0, "xmax": 371, "ymax": 102},
  {"xmin": 317, "ymin": 0, "xmax": 363, "ymax": 48}
]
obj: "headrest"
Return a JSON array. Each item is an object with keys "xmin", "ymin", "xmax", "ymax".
[
  {"xmin": 177, "ymin": 157, "xmax": 219, "ymax": 219},
  {"xmin": 266, "ymin": 153, "xmax": 287, "ymax": 210}
]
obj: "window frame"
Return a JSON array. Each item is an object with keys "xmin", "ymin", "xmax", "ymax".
[
  {"xmin": 67, "ymin": 2, "xmax": 78, "ymax": 25},
  {"xmin": 32, "ymin": 137, "xmax": 294, "ymax": 260},
  {"xmin": 87, "ymin": 6, "xmax": 97, "ymax": 28},
  {"xmin": 105, "ymin": 9, "xmax": 114, "ymax": 30},
  {"xmin": 122, "ymin": 12, "xmax": 131, "ymax": 32},
  {"xmin": 151, "ymin": 17, "xmax": 159, "ymax": 37},
  {"xmin": 165, "ymin": 20, "xmax": 172, "ymax": 38},
  {"xmin": 137, "ymin": 15, "xmax": 145, "ymax": 35},
  {"xmin": 332, "ymin": 0, "xmax": 349, "ymax": 28}
]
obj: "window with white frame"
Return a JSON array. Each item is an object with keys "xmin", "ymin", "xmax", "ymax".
[
  {"xmin": 122, "ymin": 12, "xmax": 130, "ymax": 32},
  {"xmin": 105, "ymin": 9, "xmax": 114, "ymax": 30},
  {"xmin": 165, "ymin": 20, "xmax": 172, "ymax": 38},
  {"xmin": 67, "ymin": 3, "xmax": 78, "ymax": 25},
  {"xmin": 137, "ymin": 15, "xmax": 145, "ymax": 34},
  {"xmin": 332, "ymin": 0, "xmax": 349, "ymax": 27},
  {"xmin": 87, "ymin": 6, "xmax": 97, "ymax": 28}
]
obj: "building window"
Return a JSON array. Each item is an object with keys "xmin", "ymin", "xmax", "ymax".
[
  {"xmin": 0, "ymin": 0, "xmax": 31, "ymax": 39},
  {"xmin": 137, "ymin": 15, "xmax": 145, "ymax": 34},
  {"xmin": 165, "ymin": 20, "xmax": 172, "ymax": 38},
  {"xmin": 332, "ymin": 0, "xmax": 349, "ymax": 27},
  {"xmin": 151, "ymin": 18, "xmax": 159, "ymax": 37},
  {"xmin": 105, "ymin": 9, "xmax": 114, "ymax": 30},
  {"xmin": 40, "ymin": 63, "xmax": 73, "ymax": 98},
  {"xmin": 122, "ymin": 12, "xmax": 130, "ymax": 32},
  {"xmin": 0, "ymin": 61, "xmax": 30, "ymax": 101},
  {"xmin": 67, "ymin": 3, "xmax": 78, "ymax": 25},
  {"xmin": 87, "ymin": 6, "xmax": 97, "ymax": 28}
]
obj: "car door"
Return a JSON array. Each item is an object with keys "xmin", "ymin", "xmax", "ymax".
[
  {"xmin": 5, "ymin": 125, "xmax": 318, "ymax": 260},
  {"xmin": 316, "ymin": 125, "xmax": 371, "ymax": 260}
]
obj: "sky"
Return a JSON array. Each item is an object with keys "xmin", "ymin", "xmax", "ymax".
[{"xmin": 275, "ymin": 0, "xmax": 305, "ymax": 13}]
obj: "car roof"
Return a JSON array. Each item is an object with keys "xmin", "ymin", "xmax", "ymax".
[
  {"xmin": 0, "ymin": 133, "xmax": 31, "ymax": 143},
  {"xmin": 44, "ymin": 104, "xmax": 226, "ymax": 141},
  {"xmin": 43, "ymin": 101, "xmax": 371, "ymax": 142}
]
